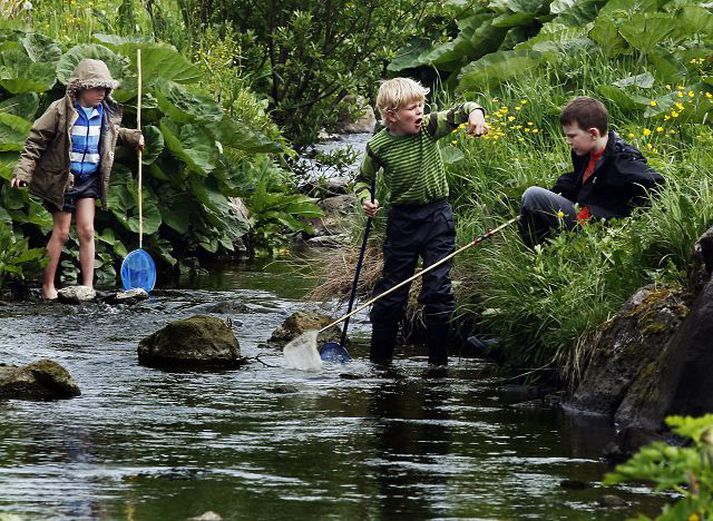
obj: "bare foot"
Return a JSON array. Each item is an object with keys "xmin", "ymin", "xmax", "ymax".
[{"xmin": 42, "ymin": 286, "xmax": 58, "ymax": 300}]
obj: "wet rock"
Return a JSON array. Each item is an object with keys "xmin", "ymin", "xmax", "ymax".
[
  {"xmin": 689, "ymin": 224, "xmax": 713, "ymax": 293},
  {"xmin": 306, "ymin": 195, "xmax": 356, "ymax": 238},
  {"xmin": 336, "ymin": 94, "xmax": 377, "ymax": 134},
  {"xmin": 190, "ymin": 301, "xmax": 251, "ymax": 314},
  {"xmin": 602, "ymin": 426, "xmax": 668, "ymax": 466},
  {"xmin": 138, "ymin": 315, "xmax": 244, "ymax": 369},
  {"xmin": 559, "ymin": 479, "xmax": 589, "ymax": 489},
  {"xmin": 103, "ymin": 288, "xmax": 149, "ymax": 305},
  {"xmin": 188, "ymin": 512, "xmax": 223, "ymax": 521},
  {"xmin": 617, "ymin": 274, "xmax": 713, "ymax": 430},
  {"xmin": 0, "ymin": 359, "xmax": 81, "ymax": 399},
  {"xmin": 268, "ymin": 311, "xmax": 344, "ymax": 348},
  {"xmin": 598, "ymin": 495, "xmax": 627, "ymax": 507},
  {"xmin": 565, "ymin": 286, "xmax": 687, "ymax": 417},
  {"xmin": 57, "ymin": 285, "xmax": 96, "ymax": 303}
]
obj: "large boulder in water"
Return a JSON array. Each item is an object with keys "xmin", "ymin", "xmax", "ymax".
[
  {"xmin": 565, "ymin": 286, "xmax": 687, "ymax": 417},
  {"xmin": 568, "ymin": 224, "xmax": 713, "ymax": 435},
  {"xmin": 0, "ymin": 359, "xmax": 81, "ymax": 399},
  {"xmin": 138, "ymin": 315, "xmax": 244, "ymax": 369},
  {"xmin": 269, "ymin": 311, "xmax": 344, "ymax": 347}
]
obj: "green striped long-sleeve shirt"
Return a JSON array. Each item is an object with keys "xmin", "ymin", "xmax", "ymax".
[{"xmin": 355, "ymin": 101, "xmax": 483, "ymax": 206}]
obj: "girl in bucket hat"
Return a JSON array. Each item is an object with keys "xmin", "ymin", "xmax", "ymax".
[{"xmin": 11, "ymin": 58, "xmax": 144, "ymax": 299}]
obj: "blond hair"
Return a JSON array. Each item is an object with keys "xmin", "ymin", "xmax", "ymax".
[{"xmin": 376, "ymin": 77, "xmax": 429, "ymax": 123}]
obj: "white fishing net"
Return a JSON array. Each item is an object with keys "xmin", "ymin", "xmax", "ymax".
[{"xmin": 283, "ymin": 330, "xmax": 322, "ymax": 371}]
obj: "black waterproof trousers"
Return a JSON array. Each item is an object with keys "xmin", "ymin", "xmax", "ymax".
[{"xmin": 370, "ymin": 199, "xmax": 456, "ymax": 365}]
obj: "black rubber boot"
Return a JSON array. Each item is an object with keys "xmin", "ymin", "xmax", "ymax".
[
  {"xmin": 369, "ymin": 321, "xmax": 399, "ymax": 365},
  {"xmin": 426, "ymin": 321, "xmax": 450, "ymax": 366}
]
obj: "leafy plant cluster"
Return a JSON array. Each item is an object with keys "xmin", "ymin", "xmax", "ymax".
[
  {"xmin": 0, "ymin": 22, "xmax": 323, "ymax": 288},
  {"xmin": 604, "ymin": 415, "xmax": 713, "ymax": 520}
]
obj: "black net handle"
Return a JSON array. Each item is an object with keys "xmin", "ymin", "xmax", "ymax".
[{"xmin": 339, "ymin": 177, "xmax": 376, "ymax": 346}]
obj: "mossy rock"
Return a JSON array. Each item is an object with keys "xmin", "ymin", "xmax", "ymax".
[
  {"xmin": 0, "ymin": 359, "xmax": 80, "ymax": 400},
  {"xmin": 268, "ymin": 311, "xmax": 344, "ymax": 348},
  {"xmin": 138, "ymin": 315, "xmax": 244, "ymax": 370}
]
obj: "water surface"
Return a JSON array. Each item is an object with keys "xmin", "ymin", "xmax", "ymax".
[{"xmin": 0, "ymin": 261, "xmax": 662, "ymax": 520}]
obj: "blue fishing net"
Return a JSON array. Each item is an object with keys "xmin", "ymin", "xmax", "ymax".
[{"xmin": 120, "ymin": 248, "xmax": 156, "ymax": 292}]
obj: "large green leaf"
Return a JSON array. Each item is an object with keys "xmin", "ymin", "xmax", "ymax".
[
  {"xmin": 458, "ymin": 50, "xmax": 543, "ymax": 91},
  {"xmin": 158, "ymin": 190, "xmax": 193, "ymax": 234},
  {"xmin": 0, "ymin": 152, "xmax": 19, "ymax": 181},
  {"xmin": 107, "ymin": 165, "xmax": 161, "ymax": 234},
  {"xmin": 589, "ymin": 16, "xmax": 628, "ymax": 57},
  {"xmin": 470, "ymin": 20, "xmax": 510, "ymax": 60},
  {"xmin": 647, "ymin": 49, "xmax": 686, "ymax": 84},
  {"xmin": 597, "ymin": 85, "xmax": 649, "ymax": 111},
  {"xmin": 0, "ymin": 41, "xmax": 56, "ymax": 93},
  {"xmin": 599, "ymin": 0, "xmax": 658, "ymax": 16},
  {"xmin": 613, "ymin": 72, "xmax": 655, "ymax": 89},
  {"xmin": 160, "ymin": 118, "xmax": 217, "ymax": 175},
  {"xmin": 0, "ymin": 113, "xmax": 31, "ymax": 152},
  {"xmin": 515, "ymin": 22, "xmax": 591, "ymax": 55},
  {"xmin": 551, "ymin": 0, "xmax": 607, "ymax": 26},
  {"xmin": 217, "ymin": 118, "xmax": 283, "ymax": 154},
  {"xmin": 21, "ymin": 33, "xmax": 62, "ymax": 64},
  {"xmin": 0, "ymin": 93, "xmax": 39, "ymax": 120},
  {"xmin": 618, "ymin": 13, "xmax": 676, "ymax": 56},
  {"xmin": 387, "ymin": 38, "xmax": 433, "ymax": 72},
  {"xmin": 141, "ymin": 125, "xmax": 164, "ymax": 165},
  {"xmin": 155, "ymin": 80, "xmax": 223, "ymax": 124},
  {"xmin": 56, "ymin": 44, "xmax": 131, "ymax": 86},
  {"xmin": 117, "ymin": 43, "xmax": 202, "ymax": 85},
  {"xmin": 678, "ymin": 6, "xmax": 713, "ymax": 40}
]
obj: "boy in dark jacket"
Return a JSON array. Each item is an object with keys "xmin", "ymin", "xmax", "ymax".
[
  {"xmin": 11, "ymin": 59, "xmax": 144, "ymax": 299},
  {"xmin": 519, "ymin": 96, "xmax": 664, "ymax": 247},
  {"xmin": 355, "ymin": 77, "xmax": 488, "ymax": 366}
]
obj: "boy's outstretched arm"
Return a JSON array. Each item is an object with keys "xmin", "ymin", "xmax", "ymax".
[
  {"xmin": 426, "ymin": 101, "xmax": 488, "ymax": 140},
  {"xmin": 117, "ymin": 128, "xmax": 144, "ymax": 150}
]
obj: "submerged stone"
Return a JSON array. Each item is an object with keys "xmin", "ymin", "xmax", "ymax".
[
  {"xmin": 0, "ymin": 358, "xmax": 81, "ymax": 399},
  {"xmin": 268, "ymin": 311, "xmax": 344, "ymax": 348},
  {"xmin": 138, "ymin": 315, "xmax": 244, "ymax": 369},
  {"xmin": 103, "ymin": 288, "xmax": 149, "ymax": 305}
]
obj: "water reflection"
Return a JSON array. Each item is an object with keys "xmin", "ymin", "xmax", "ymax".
[{"xmin": 0, "ymin": 265, "xmax": 665, "ymax": 520}]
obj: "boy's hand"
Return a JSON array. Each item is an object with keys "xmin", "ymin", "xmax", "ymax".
[
  {"xmin": 10, "ymin": 177, "xmax": 27, "ymax": 188},
  {"xmin": 137, "ymin": 134, "xmax": 145, "ymax": 152},
  {"xmin": 363, "ymin": 199, "xmax": 380, "ymax": 218},
  {"xmin": 467, "ymin": 109, "xmax": 489, "ymax": 137}
]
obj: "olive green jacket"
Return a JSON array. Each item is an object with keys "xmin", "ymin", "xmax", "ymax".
[{"xmin": 12, "ymin": 94, "xmax": 141, "ymax": 211}]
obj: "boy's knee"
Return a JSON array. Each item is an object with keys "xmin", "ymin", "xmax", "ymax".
[
  {"xmin": 77, "ymin": 225, "xmax": 94, "ymax": 243},
  {"xmin": 53, "ymin": 229, "xmax": 70, "ymax": 244},
  {"xmin": 521, "ymin": 186, "xmax": 550, "ymax": 210}
]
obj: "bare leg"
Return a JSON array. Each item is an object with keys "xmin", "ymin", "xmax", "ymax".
[
  {"xmin": 43, "ymin": 210, "xmax": 72, "ymax": 299},
  {"xmin": 75, "ymin": 198, "xmax": 96, "ymax": 288}
]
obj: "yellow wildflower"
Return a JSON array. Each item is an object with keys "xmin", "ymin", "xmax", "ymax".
[
  {"xmin": 628, "ymin": 132, "xmax": 635, "ymax": 138},
  {"xmin": 507, "ymin": 116, "xmax": 515, "ymax": 122},
  {"xmin": 527, "ymin": 121, "xmax": 534, "ymax": 126},
  {"xmin": 520, "ymin": 99, "xmax": 528, "ymax": 105},
  {"xmin": 515, "ymin": 106, "xmax": 521, "ymax": 111},
  {"xmin": 677, "ymin": 85, "xmax": 684, "ymax": 90},
  {"xmin": 524, "ymin": 128, "xmax": 530, "ymax": 133},
  {"xmin": 532, "ymin": 128, "xmax": 540, "ymax": 134},
  {"xmin": 557, "ymin": 210, "xmax": 565, "ymax": 219},
  {"xmin": 451, "ymin": 140, "xmax": 458, "ymax": 145},
  {"xmin": 675, "ymin": 102, "xmax": 685, "ymax": 110},
  {"xmin": 665, "ymin": 84, "xmax": 672, "ymax": 90},
  {"xmin": 688, "ymin": 90, "xmax": 695, "ymax": 97},
  {"xmin": 649, "ymin": 100, "xmax": 657, "ymax": 107},
  {"xmin": 492, "ymin": 98, "xmax": 500, "ymax": 103},
  {"xmin": 706, "ymin": 92, "xmax": 712, "ymax": 99},
  {"xmin": 643, "ymin": 128, "xmax": 652, "ymax": 137},
  {"xmin": 646, "ymin": 143, "xmax": 653, "ymax": 149},
  {"xmin": 677, "ymin": 91, "xmax": 685, "ymax": 98},
  {"xmin": 656, "ymin": 126, "xmax": 664, "ymax": 133},
  {"xmin": 671, "ymin": 111, "xmax": 679, "ymax": 118}
]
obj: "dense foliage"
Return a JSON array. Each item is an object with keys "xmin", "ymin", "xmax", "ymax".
[
  {"xmin": 604, "ymin": 415, "xmax": 713, "ymax": 520},
  {"xmin": 0, "ymin": 3, "xmax": 324, "ymax": 290}
]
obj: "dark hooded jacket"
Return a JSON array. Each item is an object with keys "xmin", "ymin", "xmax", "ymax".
[
  {"xmin": 552, "ymin": 130, "xmax": 665, "ymax": 219},
  {"xmin": 12, "ymin": 59, "xmax": 142, "ymax": 211}
]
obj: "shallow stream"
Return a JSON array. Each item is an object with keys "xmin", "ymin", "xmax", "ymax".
[{"xmin": 0, "ymin": 260, "xmax": 664, "ymax": 520}]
